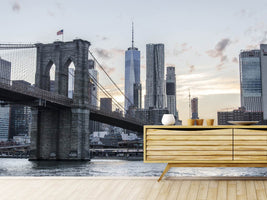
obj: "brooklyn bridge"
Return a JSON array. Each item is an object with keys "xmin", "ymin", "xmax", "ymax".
[{"xmin": 0, "ymin": 40, "xmax": 144, "ymax": 161}]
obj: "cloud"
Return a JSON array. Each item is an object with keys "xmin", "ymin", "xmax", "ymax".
[
  {"xmin": 260, "ymin": 31, "xmax": 267, "ymax": 44},
  {"xmin": 221, "ymin": 55, "xmax": 228, "ymax": 62},
  {"xmin": 173, "ymin": 43, "xmax": 192, "ymax": 56},
  {"xmin": 235, "ymin": 9, "xmax": 254, "ymax": 18},
  {"xmin": 206, "ymin": 38, "xmax": 231, "ymax": 70},
  {"xmin": 232, "ymin": 57, "xmax": 238, "ymax": 63},
  {"xmin": 100, "ymin": 64, "xmax": 116, "ymax": 75},
  {"xmin": 166, "ymin": 63, "xmax": 175, "ymax": 67},
  {"xmin": 12, "ymin": 2, "xmax": 20, "ymax": 12},
  {"xmin": 111, "ymin": 48, "xmax": 124, "ymax": 55},
  {"xmin": 94, "ymin": 48, "xmax": 124, "ymax": 60},
  {"xmin": 216, "ymin": 63, "xmax": 224, "ymax": 71},
  {"xmin": 104, "ymin": 66, "xmax": 115, "ymax": 74},
  {"xmin": 206, "ymin": 38, "xmax": 231, "ymax": 58},
  {"xmin": 246, "ymin": 44, "xmax": 258, "ymax": 49},
  {"xmin": 189, "ymin": 65, "xmax": 195, "ymax": 73},
  {"xmin": 95, "ymin": 48, "xmax": 111, "ymax": 59},
  {"xmin": 47, "ymin": 10, "xmax": 55, "ymax": 17},
  {"xmin": 177, "ymin": 72, "xmax": 240, "ymax": 98},
  {"xmin": 56, "ymin": 2, "xmax": 62, "ymax": 9},
  {"xmin": 95, "ymin": 35, "xmax": 109, "ymax": 41}
]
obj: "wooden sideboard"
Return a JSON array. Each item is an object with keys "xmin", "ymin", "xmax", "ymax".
[{"xmin": 143, "ymin": 125, "xmax": 267, "ymax": 181}]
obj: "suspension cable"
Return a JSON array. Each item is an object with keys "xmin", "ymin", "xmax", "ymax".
[
  {"xmin": 69, "ymin": 69, "xmax": 126, "ymax": 113},
  {"xmin": 89, "ymin": 74, "xmax": 126, "ymax": 112},
  {"xmin": 88, "ymin": 50, "xmax": 134, "ymax": 107}
]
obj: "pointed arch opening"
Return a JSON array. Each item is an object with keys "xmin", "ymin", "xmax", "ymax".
[
  {"xmin": 63, "ymin": 58, "xmax": 76, "ymax": 99},
  {"xmin": 49, "ymin": 64, "xmax": 56, "ymax": 92},
  {"xmin": 45, "ymin": 60, "xmax": 56, "ymax": 92}
]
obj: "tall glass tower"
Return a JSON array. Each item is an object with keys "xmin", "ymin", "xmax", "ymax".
[
  {"xmin": 124, "ymin": 23, "xmax": 141, "ymax": 110},
  {"xmin": 166, "ymin": 66, "xmax": 178, "ymax": 118},
  {"xmin": 239, "ymin": 50, "xmax": 262, "ymax": 112}
]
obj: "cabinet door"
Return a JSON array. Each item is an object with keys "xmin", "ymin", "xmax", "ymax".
[
  {"xmin": 234, "ymin": 129, "xmax": 267, "ymax": 161},
  {"xmin": 145, "ymin": 128, "xmax": 232, "ymax": 162}
]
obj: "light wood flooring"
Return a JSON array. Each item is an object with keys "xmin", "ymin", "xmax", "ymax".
[{"xmin": 1, "ymin": 177, "xmax": 267, "ymax": 200}]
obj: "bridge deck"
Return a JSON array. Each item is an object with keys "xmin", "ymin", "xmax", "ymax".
[{"xmin": 1, "ymin": 176, "xmax": 267, "ymax": 200}]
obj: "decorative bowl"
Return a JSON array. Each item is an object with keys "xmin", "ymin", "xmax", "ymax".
[{"xmin": 161, "ymin": 114, "xmax": 175, "ymax": 125}]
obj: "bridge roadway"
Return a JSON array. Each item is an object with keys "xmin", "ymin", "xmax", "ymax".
[
  {"xmin": 0, "ymin": 78, "xmax": 144, "ymax": 132},
  {"xmin": 0, "ymin": 144, "xmax": 29, "ymax": 150}
]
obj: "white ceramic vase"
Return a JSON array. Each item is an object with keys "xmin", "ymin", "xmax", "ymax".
[{"xmin": 161, "ymin": 114, "xmax": 175, "ymax": 125}]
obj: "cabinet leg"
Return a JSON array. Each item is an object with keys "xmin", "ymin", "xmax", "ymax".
[{"xmin": 158, "ymin": 164, "xmax": 171, "ymax": 182}]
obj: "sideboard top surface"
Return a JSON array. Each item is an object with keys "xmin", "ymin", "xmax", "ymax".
[{"xmin": 144, "ymin": 125, "xmax": 267, "ymax": 129}]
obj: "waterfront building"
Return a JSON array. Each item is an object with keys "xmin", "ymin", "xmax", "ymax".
[
  {"xmin": 191, "ymin": 97, "xmax": 199, "ymax": 119},
  {"xmin": 217, "ymin": 107, "xmax": 266, "ymax": 125},
  {"xmin": 0, "ymin": 106, "xmax": 10, "ymax": 141},
  {"xmin": 239, "ymin": 50, "xmax": 262, "ymax": 112},
  {"xmin": 145, "ymin": 43, "xmax": 166, "ymax": 109},
  {"xmin": 9, "ymin": 81, "xmax": 32, "ymax": 139},
  {"xmin": 100, "ymin": 98, "xmax": 112, "ymax": 112},
  {"xmin": 135, "ymin": 107, "xmax": 169, "ymax": 125},
  {"xmin": 0, "ymin": 57, "xmax": 11, "ymax": 141},
  {"xmin": 124, "ymin": 23, "xmax": 141, "ymax": 110},
  {"xmin": 0, "ymin": 57, "xmax": 11, "ymax": 84}
]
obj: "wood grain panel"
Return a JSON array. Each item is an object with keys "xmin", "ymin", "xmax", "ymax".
[
  {"xmin": 234, "ymin": 136, "xmax": 267, "ymax": 141},
  {"xmin": 147, "ymin": 129, "xmax": 232, "ymax": 136},
  {"xmin": 234, "ymin": 156, "xmax": 267, "ymax": 161},
  {"xmin": 234, "ymin": 129, "xmax": 267, "ymax": 136},
  {"xmin": 234, "ymin": 146, "xmax": 267, "ymax": 151},
  {"xmin": 233, "ymin": 129, "xmax": 267, "ymax": 161},
  {"xmin": 147, "ymin": 155, "xmax": 232, "ymax": 161},
  {"xmin": 233, "ymin": 141, "xmax": 267, "ymax": 146},
  {"xmin": 234, "ymin": 151, "xmax": 267, "ymax": 156},
  {"xmin": 147, "ymin": 146, "xmax": 232, "ymax": 151},
  {"xmin": 147, "ymin": 141, "xmax": 232, "ymax": 146},
  {"xmin": 146, "ymin": 151, "xmax": 232, "ymax": 156},
  {"xmin": 147, "ymin": 135, "xmax": 232, "ymax": 141}
]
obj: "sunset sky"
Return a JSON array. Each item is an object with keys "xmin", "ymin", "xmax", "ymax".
[{"xmin": 2, "ymin": 0, "xmax": 267, "ymax": 124}]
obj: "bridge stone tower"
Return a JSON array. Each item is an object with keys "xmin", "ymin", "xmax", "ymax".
[{"xmin": 30, "ymin": 39, "xmax": 91, "ymax": 160}]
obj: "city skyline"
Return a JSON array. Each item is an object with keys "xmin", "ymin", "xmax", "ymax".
[{"xmin": 3, "ymin": 0, "xmax": 267, "ymax": 123}]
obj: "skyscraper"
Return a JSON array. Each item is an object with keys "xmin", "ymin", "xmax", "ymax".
[
  {"xmin": 239, "ymin": 50, "xmax": 262, "ymax": 112},
  {"xmin": 260, "ymin": 45, "xmax": 267, "ymax": 119},
  {"xmin": 133, "ymin": 83, "xmax": 142, "ymax": 109},
  {"xmin": 145, "ymin": 43, "xmax": 166, "ymax": 109},
  {"xmin": 0, "ymin": 57, "xmax": 11, "ymax": 141},
  {"xmin": 166, "ymin": 66, "xmax": 178, "ymax": 119},
  {"xmin": 88, "ymin": 59, "xmax": 98, "ymax": 106},
  {"xmin": 124, "ymin": 23, "xmax": 141, "ymax": 110},
  {"xmin": 191, "ymin": 97, "xmax": 199, "ymax": 119}
]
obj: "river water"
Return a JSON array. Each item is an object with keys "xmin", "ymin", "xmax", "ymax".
[{"xmin": 0, "ymin": 158, "xmax": 267, "ymax": 177}]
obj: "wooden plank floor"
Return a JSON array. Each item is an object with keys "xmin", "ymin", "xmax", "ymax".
[{"xmin": 1, "ymin": 177, "xmax": 267, "ymax": 200}]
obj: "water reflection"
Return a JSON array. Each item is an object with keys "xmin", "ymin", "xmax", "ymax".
[{"xmin": 0, "ymin": 158, "xmax": 267, "ymax": 177}]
